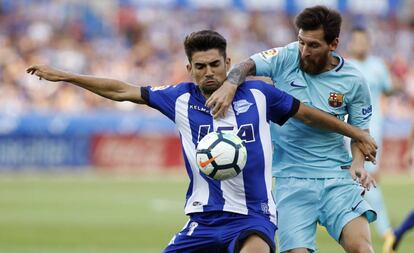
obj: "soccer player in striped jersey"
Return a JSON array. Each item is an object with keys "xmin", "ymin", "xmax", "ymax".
[
  {"xmin": 206, "ymin": 6, "xmax": 379, "ymax": 253},
  {"xmin": 27, "ymin": 30, "xmax": 376, "ymax": 253}
]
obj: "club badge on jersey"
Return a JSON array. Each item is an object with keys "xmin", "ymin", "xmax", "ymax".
[{"xmin": 328, "ymin": 92, "xmax": 344, "ymax": 107}]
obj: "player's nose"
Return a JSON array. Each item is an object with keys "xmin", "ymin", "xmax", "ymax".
[
  {"xmin": 205, "ymin": 66, "xmax": 214, "ymax": 76},
  {"xmin": 301, "ymin": 46, "xmax": 311, "ymax": 58}
]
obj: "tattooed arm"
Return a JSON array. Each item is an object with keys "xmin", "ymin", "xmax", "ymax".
[
  {"xmin": 206, "ymin": 59, "xmax": 257, "ymax": 118},
  {"xmin": 225, "ymin": 59, "xmax": 257, "ymax": 86}
]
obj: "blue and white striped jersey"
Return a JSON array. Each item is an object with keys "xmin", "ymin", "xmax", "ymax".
[{"xmin": 141, "ymin": 80, "xmax": 299, "ymax": 224}]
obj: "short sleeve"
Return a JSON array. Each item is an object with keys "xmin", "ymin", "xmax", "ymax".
[
  {"xmin": 346, "ymin": 80, "xmax": 372, "ymax": 129},
  {"xmin": 141, "ymin": 84, "xmax": 181, "ymax": 121},
  {"xmin": 250, "ymin": 42, "xmax": 299, "ymax": 82}
]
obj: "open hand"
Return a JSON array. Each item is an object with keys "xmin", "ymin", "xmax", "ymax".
[{"xmin": 26, "ymin": 65, "xmax": 67, "ymax": 82}]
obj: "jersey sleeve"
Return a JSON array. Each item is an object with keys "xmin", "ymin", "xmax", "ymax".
[
  {"xmin": 346, "ymin": 79, "xmax": 372, "ymax": 129},
  {"xmin": 141, "ymin": 84, "xmax": 180, "ymax": 122},
  {"xmin": 260, "ymin": 82, "xmax": 300, "ymax": 125},
  {"xmin": 250, "ymin": 42, "xmax": 298, "ymax": 82}
]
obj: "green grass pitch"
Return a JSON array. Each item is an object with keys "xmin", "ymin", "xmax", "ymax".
[{"xmin": 0, "ymin": 173, "xmax": 413, "ymax": 253}]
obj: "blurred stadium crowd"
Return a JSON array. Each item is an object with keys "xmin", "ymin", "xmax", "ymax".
[{"xmin": 0, "ymin": 0, "xmax": 413, "ymax": 127}]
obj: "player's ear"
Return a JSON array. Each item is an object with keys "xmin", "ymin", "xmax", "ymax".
[
  {"xmin": 329, "ymin": 37, "xmax": 339, "ymax": 51},
  {"xmin": 225, "ymin": 57, "xmax": 231, "ymax": 71}
]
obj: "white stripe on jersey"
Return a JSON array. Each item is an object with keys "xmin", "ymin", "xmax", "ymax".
[
  {"xmin": 213, "ymin": 106, "xmax": 248, "ymax": 215},
  {"xmin": 251, "ymin": 89, "xmax": 277, "ymax": 224},
  {"xmin": 175, "ymin": 93, "xmax": 209, "ymax": 214}
]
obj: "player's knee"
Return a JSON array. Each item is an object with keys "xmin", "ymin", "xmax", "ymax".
[{"xmin": 239, "ymin": 234, "xmax": 270, "ymax": 253}]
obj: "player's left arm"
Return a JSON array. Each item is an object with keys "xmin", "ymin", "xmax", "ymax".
[{"xmin": 263, "ymin": 82, "xmax": 377, "ymax": 162}]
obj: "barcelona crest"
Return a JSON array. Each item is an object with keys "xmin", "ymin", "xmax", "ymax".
[{"xmin": 328, "ymin": 92, "xmax": 344, "ymax": 107}]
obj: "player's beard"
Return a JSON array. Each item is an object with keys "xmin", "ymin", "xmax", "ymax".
[
  {"xmin": 299, "ymin": 51, "xmax": 329, "ymax": 75},
  {"xmin": 200, "ymin": 79, "xmax": 220, "ymax": 96}
]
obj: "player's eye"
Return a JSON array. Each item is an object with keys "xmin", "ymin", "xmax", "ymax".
[
  {"xmin": 210, "ymin": 61, "xmax": 220, "ymax": 67},
  {"xmin": 309, "ymin": 43, "xmax": 320, "ymax": 48}
]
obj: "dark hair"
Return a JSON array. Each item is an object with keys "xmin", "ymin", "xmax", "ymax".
[
  {"xmin": 295, "ymin": 5, "xmax": 342, "ymax": 44},
  {"xmin": 184, "ymin": 30, "xmax": 227, "ymax": 62}
]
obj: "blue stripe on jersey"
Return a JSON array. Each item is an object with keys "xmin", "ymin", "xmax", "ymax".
[{"xmin": 232, "ymin": 89, "xmax": 268, "ymax": 216}]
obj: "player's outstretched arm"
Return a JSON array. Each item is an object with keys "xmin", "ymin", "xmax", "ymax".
[
  {"xmin": 26, "ymin": 64, "xmax": 145, "ymax": 104},
  {"xmin": 293, "ymin": 102, "xmax": 377, "ymax": 162},
  {"xmin": 206, "ymin": 58, "xmax": 256, "ymax": 118}
]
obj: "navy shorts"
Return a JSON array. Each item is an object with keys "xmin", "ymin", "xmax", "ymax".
[{"xmin": 163, "ymin": 211, "xmax": 277, "ymax": 253}]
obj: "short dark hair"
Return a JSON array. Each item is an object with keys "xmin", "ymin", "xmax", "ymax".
[
  {"xmin": 184, "ymin": 30, "xmax": 227, "ymax": 62},
  {"xmin": 295, "ymin": 5, "xmax": 342, "ymax": 44}
]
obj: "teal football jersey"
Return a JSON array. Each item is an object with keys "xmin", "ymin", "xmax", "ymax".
[
  {"xmin": 251, "ymin": 42, "xmax": 372, "ymax": 178},
  {"xmin": 348, "ymin": 56, "xmax": 392, "ymax": 143}
]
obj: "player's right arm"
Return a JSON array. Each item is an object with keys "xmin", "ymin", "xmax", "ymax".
[{"xmin": 26, "ymin": 65, "xmax": 145, "ymax": 104}]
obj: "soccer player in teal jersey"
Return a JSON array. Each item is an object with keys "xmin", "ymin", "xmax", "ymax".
[
  {"xmin": 206, "ymin": 6, "xmax": 377, "ymax": 253},
  {"xmin": 347, "ymin": 27, "xmax": 394, "ymax": 243}
]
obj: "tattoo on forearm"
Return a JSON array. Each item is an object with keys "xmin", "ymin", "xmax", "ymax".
[
  {"xmin": 227, "ymin": 68, "xmax": 243, "ymax": 86},
  {"xmin": 227, "ymin": 59, "xmax": 256, "ymax": 86}
]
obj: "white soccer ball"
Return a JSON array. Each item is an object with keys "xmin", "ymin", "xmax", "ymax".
[{"xmin": 196, "ymin": 131, "xmax": 247, "ymax": 180}]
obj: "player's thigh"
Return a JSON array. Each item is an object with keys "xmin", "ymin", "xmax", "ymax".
[
  {"xmin": 238, "ymin": 233, "xmax": 270, "ymax": 253},
  {"xmin": 339, "ymin": 216, "xmax": 374, "ymax": 253},
  {"xmin": 319, "ymin": 178, "xmax": 376, "ymax": 242},
  {"xmin": 163, "ymin": 219, "xmax": 225, "ymax": 253},
  {"xmin": 229, "ymin": 216, "xmax": 277, "ymax": 253},
  {"xmin": 274, "ymin": 177, "xmax": 320, "ymax": 252}
]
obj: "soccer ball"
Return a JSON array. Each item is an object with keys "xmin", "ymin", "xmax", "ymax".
[{"xmin": 196, "ymin": 131, "xmax": 247, "ymax": 180}]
